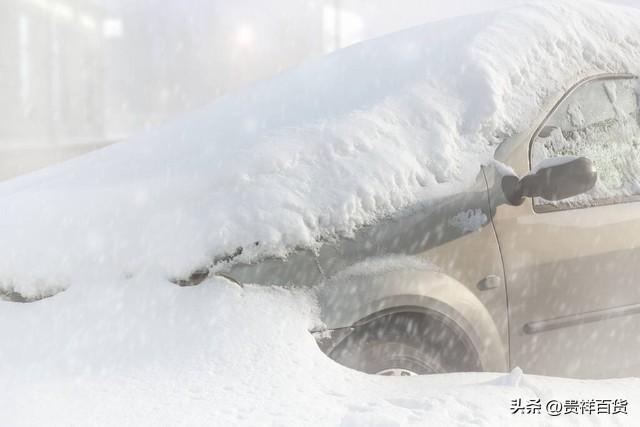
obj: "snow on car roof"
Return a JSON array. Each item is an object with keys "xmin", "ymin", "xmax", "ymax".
[{"xmin": 2, "ymin": 0, "xmax": 640, "ymax": 298}]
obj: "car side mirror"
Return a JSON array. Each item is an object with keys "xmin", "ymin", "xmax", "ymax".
[{"xmin": 502, "ymin": 156, "xmax": 597, "ymax": 206}]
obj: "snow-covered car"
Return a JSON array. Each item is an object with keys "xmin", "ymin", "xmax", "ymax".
[
  {"xmin": 2, "ymin": 1, "xmax": 640, "ymax": 382},
  {"xmin": 215, "ymin": 73, "xmax": 640, "ymax": 378}
]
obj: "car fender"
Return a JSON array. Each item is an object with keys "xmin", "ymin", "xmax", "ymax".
[{"xmin": 316, "ymin": 266, "xmax": 508, "ymax": 372}]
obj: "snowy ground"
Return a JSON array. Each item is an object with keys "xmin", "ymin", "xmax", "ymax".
[
  {"xmin": 2, "ymin": 277, "xmax": 640, "ymax": 426},
  {"xmin": 3, "ymin": 0, "xmax": 640, "ymax": 425}
]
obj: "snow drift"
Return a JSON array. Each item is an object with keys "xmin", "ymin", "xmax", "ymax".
[
  {"xmin": 2, "ymin": 0, "xmax": 640, "ymax": 298},
  {"xmin": 3, "ymin": 277, "xmax": 640, "ymax": 426}
]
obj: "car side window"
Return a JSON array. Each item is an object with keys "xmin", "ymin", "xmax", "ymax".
[{"xmin": 530, "ymin": 77, "xmax": 640, "ymax": 211}]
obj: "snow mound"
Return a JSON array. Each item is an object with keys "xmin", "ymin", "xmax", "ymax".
[
  {"xmin": 2, "ymin": 278, "xmax": 639, "ymax": 425},
  {"xmin": 2, "ymin": 0, "xmax": 640, "ymax": 297}
]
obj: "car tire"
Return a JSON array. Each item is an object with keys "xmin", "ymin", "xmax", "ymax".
[{"xmin": 329, "ymin": 312, "xmax": 481, "ymax": 376}]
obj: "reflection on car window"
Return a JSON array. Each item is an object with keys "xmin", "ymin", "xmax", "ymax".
[{"xmin": 531, "ymin": 77, "xmax": 640, "ymax": 210}]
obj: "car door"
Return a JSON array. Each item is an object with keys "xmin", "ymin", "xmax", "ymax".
[{"xmin": 492, "ymin": 74, "xmax": 640, "ymax": 378}]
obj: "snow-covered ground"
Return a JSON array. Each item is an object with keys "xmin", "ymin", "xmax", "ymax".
[
  {"xmin": 2, "ymin": 277, "xmax": 639, "ymax": 426},
  {"xmin": 3, "ymin": 0, "xmax": 640, "ymax": 425}
]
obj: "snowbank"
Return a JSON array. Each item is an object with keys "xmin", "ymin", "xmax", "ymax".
[
  {"xmin": 1, "ymin": 277, "xmax": 639, "ymax": 425},
  {"xmin": 2, "ymin": 0, "xmax": 640, "ymax": 297}
]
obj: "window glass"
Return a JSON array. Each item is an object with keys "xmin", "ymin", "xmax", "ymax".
[{"xmin": 530, "ymin": 77, "xmax": 640, "ymax": 210}]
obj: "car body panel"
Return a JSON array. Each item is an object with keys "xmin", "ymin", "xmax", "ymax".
[
  {"xmin": 490, "ymin": 73, "xmax": 640, "ymax": 378},
  {"xmin": 223, "ymin": 248, "xmax": 323, "ymax": 288},
  {"xmin": 316, "ymin": 267, "xmax": 507, "ymax": 372}
]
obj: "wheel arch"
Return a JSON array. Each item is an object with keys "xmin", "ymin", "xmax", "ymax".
[{"xmin": 316, "ymin": 267, "xmax": 508, "ymax": 372}]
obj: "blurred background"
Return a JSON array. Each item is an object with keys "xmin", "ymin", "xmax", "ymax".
[{"xmin": 0, "ymin": 0, "xmax": 637, "ymax": 180}]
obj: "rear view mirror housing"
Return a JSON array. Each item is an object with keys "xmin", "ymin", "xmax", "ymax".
[{"xmin": 502, "ymin": 156, "xmax": 597, "ymax": 206}]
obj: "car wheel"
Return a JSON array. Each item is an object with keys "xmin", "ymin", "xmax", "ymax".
[{"xmin": 329, "ymin": 312, "xmax": 481, "ymax": 376}]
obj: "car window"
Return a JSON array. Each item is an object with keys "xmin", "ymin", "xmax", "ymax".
[{"xmin": 530, "ymin": 76, "xmax": 640, "ymax": 211}]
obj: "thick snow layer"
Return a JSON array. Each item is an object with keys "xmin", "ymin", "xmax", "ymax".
[
  {"xmin": 2, "ymin": 278, "xmax": 640, "ymax": 426},
  {"xmin": 3, "ymin": 0, "xmax": 640, "ymax": 297}
]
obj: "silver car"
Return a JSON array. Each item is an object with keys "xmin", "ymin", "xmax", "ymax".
[{"xmin": 181, "ymin": 72, "xmax": 640, "ymax": 378}]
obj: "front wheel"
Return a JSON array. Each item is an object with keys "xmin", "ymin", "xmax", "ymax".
[{"xmin": 329, "ymin": 312, "xmax": 481, "ymax": 376}]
